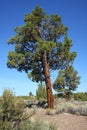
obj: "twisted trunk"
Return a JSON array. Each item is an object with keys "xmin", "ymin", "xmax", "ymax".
[{"xmin": 42, "ymin": 50, "xmax": 54, "ymax": 109}]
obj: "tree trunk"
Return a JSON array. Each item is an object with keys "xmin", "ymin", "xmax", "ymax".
[{"xmin": 42, "ymin": 50, "xmax": 54, "ymax": 109}]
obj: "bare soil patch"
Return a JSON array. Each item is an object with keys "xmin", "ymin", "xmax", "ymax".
[{"xmin": 32, "ymin": 108, "xmax": 87, "ymax": 130}]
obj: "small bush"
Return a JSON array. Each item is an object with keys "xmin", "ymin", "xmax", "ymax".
[
  {"xmin": 54, "ymin": 98, "xmax": 87, "ymax": 116},
  {"xmin": 0, "ymin": 89, "xmax": 26, "ymax": 129},
  {"xmin": 64, "ymin": 102, "xmax": 76, "ymax": 113},
  {"xmin": 46, "ymin": 109, "xmax": 57, "ymax": 115},
  {"xmin": 56, "ymin": 106, "xmax": 64, "ymax": 114},
  {"xmin": 17, "ymin": 119, "xmax": 57, "ymax": 130},
  {"xmin": 78, "ymin": 105, "xmax": 87, "ymax": 116},
  {"xmin": 24, "ymin": 108, "xmax": 36, "ymax": 117}
]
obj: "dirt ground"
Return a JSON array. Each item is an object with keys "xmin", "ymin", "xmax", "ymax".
[{"xmin": 32, "ymin": 108, "xmax": 87, "ymax": 130}]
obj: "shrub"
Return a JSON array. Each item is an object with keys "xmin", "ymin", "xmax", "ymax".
[
  {"xmin": 73, "ymin": 92, "xmax": 87, "ymax": 101},
  {"xmin": 36, "ymin": 83, "xmax": 47, "ymax": 100},
  {"xmin": 0, "ymin": 89, "xmax": 26, "ymax": 129},
  {"xmin": 24, "ymin": 108, "xmax": 36, "ymax": 117},
  {"xmin": 16, "ymin": 119, "xmax": 57, "ymax": 130},
  {"xmin": 46, "ymin": 109, "xmax": 57, "ymax": 115},
  {"xmin": 54, "ymin": 98, "xmax": 87, "ymax": 116},
  {"xmin": 78, "ymin": 105, "xmax": 87, "ymax": 116}
]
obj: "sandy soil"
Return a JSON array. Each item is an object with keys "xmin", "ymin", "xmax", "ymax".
[{"xmin": 32, "ymin": 108, "xmax": 87, "ymax": 130}]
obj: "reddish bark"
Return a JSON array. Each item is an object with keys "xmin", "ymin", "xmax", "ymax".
[{"xmin": 42, "ymin": 50, "xmax": 54, "ymax": 109}]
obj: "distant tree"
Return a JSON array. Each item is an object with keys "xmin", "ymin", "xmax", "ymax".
[
  {"xmin": 36, "ymin": 83, "xmax": 47, "ymax": 100},
  {"xmin": 7, "ymin": 6, "xmax": 76, "ymax": 108},
  {"xmin": 29, "ymin": 91, "xmax": 33, "ymax": 97},
  {"xmin": 53, "ymin": 65, "xmax": 80, "ymax": 100}
]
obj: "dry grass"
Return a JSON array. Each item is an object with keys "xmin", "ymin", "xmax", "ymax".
[
  {"xmin": 29, "ymin": 99, "xmax": 87, "ymax": 130},
  {"xmin": 54, "ymin": 98, "xmax": 87, "ymax": 116}
]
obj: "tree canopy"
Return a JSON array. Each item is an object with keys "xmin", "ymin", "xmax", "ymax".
[
  {"xmin": 7, "ymin": 6, "xmax": 76, "ymax": 82},
  {"xmin": 7, "ymin": 6, "xmax": 78, "ymax": 108}
]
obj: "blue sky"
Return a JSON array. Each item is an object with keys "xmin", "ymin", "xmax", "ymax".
[{"xmin": 0, "ymin": 0, "xmax": 87, "ymax": 96}]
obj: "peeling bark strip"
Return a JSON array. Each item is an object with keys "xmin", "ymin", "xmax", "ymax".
[{"xmin": 42, "ymin": 50, "xmax": 54, "ymax": 109}]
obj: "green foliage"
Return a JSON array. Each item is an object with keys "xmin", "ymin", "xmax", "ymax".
[
  {"xmin": 7, "ymin": 6, "xmax": 76, "ymax": 83},
  {"xmin": 36, "ymin": 83, "xmax": 47, "ymax": 100},
  {"xmin": 53, "ymin": 65, "xmax": 80, "ymax": 99},
  {"xmin": 29, "ymin": 91, "xmax": 33, "ymax": 96},
  {"xmin": 0, "ymin": 89, "xmax": 26, "ymax": 129},
  {"xmin": 73, "ymin": 92, "xmax": 87, "ymax": 101}
]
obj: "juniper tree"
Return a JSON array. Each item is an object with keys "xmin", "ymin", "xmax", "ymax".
[
  {"xmin": 36, "ymin": 83, "xmax": 47, "ymax": 100},
  {"xmin": 7, "ymin": 6, "xmax": 76, "ymax": 109},
  {"xmin": 53, "ymin": 65, "xmax": 80, "ymax": 99}
]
